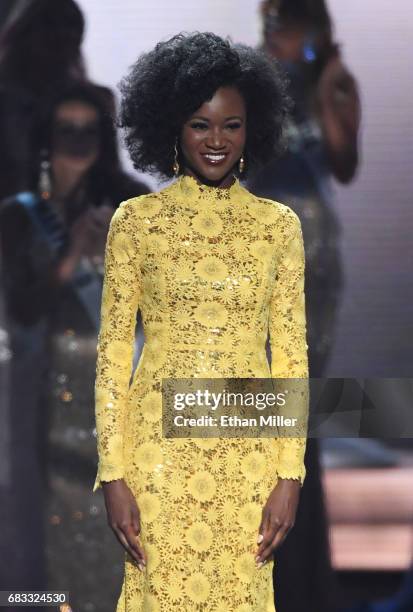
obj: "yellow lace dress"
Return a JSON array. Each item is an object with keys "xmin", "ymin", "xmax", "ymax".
[{"xmin": 92, "ymin": 174, "xmax": 309, "ymax": 612}]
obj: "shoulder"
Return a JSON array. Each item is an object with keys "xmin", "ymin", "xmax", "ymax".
[
  {"xmin": 110, "ymin": 191, "xmax": 163, "ymax": 226},
  {"xmin": 253, "ymin": 194, "xmax": 302, "ymax": 233}
]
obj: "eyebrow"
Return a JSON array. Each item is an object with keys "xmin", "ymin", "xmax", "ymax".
[{"xmin": 190, "ymin": 115, "xmax": 244, "ymax": 121}]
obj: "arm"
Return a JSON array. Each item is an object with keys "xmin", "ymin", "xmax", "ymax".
[
  {"xmin": 269, "ymin": 210, "xmax": 309, "ymax": 486},
  {"xmin": 255, "ymin": 212, "xmax": 310, "ymax": 564},
  {"xmin": 93, "ymin": 201, "xmax": 142, "ymax": 492},
  {"xmin": 316, "ymin": 55, "xmax": 362, "ymax": 183}
]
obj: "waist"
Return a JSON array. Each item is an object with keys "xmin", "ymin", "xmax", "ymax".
[{"xmin": 143, "ymin": 339, "xmax": 267, "ymax": 353}]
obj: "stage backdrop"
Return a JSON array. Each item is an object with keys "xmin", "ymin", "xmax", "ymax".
[{"xmin": 78, "ymin": 0, "xmax": 413, "ymax": 378}]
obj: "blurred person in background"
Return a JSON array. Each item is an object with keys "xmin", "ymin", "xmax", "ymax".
[
  {"xmin": 248, "ymin": 2, "xmax": 361, "ymax": 611},
  {"xmin": 0, "ymin": 82, "xmax": 149, "ymax": 612},
  {"xmin": 251, "ymin": 0, "xmax": 361, "ymax": 379},
  {"xmin": 0, "ymin": 0, "xmax": 93, "ymax": 201},
  {"xmin": 0, "ymin": 2, "xmax": 145, "ymax": 606},
  {"xmin": 0, "ymin": 1, "xmax": 87, "ymax": 604},
  {"xmin": 0, "ymin": 0, "xmax": 23, "ymax": 29}
]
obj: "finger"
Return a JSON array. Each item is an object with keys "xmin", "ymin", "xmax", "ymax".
[
  {"xmin": 114, "ymin": 524, "xmax": 145, "ymax": 568},
  {"xmin": 113, "ymin": 526, "xmax": 143, "ymax": 567},
  {"xmin": 130, "ymin": 507, "xmax": 141, "ymax": 535},
  {"xmin": 256, "ymin": 508, "xmax": 269, "ymax": 550},
  {"xmin": 256, "ymin": 510, "xmax": 274, "ymax": 560},
  {"xmin": 259, "ymin": 503, "xmax": 272, "ymax": 534},
  {"xmin": 259, "ymin": 524, "xmax": 291, "ymax": 564},
  {"xmin": 257, "ymin": 505, "xmax": 279, "ymax": 555},
  {"xmin": 256, "ymin": 519, "xmax": 265, "ymax": 546},
  {"xmin": 123, "ymin": 524, "xmax": 147, "ymax": 565},
  {"xmin": 130, "ymin": 509, "xmax": 146, "ymax": 564},
  {"xmin": 257, "ymin": 512, "xmax": 282, "ymax": 561},
  {"xmin": 257, "ymin": 525, "xmax": 278, "ymax": 560},
  {"xmin": 270, "ymin": 523, "xmax": 291, "ymax": 554}
]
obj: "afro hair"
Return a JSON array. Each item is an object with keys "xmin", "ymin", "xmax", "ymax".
[{"xmin": 118, "ymin": 31, "xmax": 292, "ymax": 180}]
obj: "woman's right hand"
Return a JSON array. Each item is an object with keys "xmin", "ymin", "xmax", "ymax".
[
  {"xmin": 102, "ymin": 479, "xmax": 147, "ymax": 571},
  {"xmin": 56, "ymin": 206, "xmax": 114, "ymax": 282},
  {"xmin": 70, "ymin": 205, "xmax": 113, "ymax": 259}
]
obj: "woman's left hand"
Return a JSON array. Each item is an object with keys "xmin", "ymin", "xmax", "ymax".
[
  {"xmin": 316, "ymin": 54, "xmax": 361, "ymax": 181},
  {"xmin": 317, "ymin": 54, "xmax": 361, "ymax": 137},
  {"xmin": 255, "ymin": 478, "xmax": 301, "ymax": 567}
]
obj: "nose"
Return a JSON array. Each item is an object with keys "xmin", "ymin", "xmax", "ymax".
[{"xmin": 206, "ymin": 126, "xmax": 226, "ymax": 150}]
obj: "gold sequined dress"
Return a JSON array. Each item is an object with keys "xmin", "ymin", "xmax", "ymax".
[{"xmin": 92, "ymin": 174, "xmax": 309, "ymax": 611}]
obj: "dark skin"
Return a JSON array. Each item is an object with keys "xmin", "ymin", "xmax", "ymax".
[
  {"xmin": 102, "ymin": 85, "xmax": 302, "ymax": 571},
  {"xmin": 102, "ymin": 478, "xmax": 147, "ymax": 571},
  {"xmin": 179, "ymin": 86, "xmax": 246, "ymax": 188},
  {"xmin": 260, "ymin": 5, "xmax": 361, "ymax": 183}
]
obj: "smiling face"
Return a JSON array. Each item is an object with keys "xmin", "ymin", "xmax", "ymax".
[{"xmin": 179, "ymin": 86, "xmax": 247, "ymax": 188}]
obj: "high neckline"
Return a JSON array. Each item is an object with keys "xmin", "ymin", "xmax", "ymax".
[{"xmin": 170, "ymin": 173, "xmax": 251, "ymax": 204}]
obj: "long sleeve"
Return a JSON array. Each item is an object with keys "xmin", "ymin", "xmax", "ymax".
[
  {"xmin": 269, "ymin": 209, "xmax": 309, "ymax": 486},
  {"xmin": 92, "ymin": 201, "xmax": 142, "ymax": 492}
]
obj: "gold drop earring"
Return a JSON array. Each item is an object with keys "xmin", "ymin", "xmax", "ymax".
[
  {"xmin": 173, "ymin": 140, "xmax": 180, "ymax": 176},
  {"xmin": 238, "ymin": 154, "xmax": 245, "ymax": 175},
  {"xmin": 38, "ymin": 148, "xmax": 52, "ymax": 200}
]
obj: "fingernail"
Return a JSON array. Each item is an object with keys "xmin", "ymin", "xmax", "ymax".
[
  {"xmin": 257, "ymin": 561, "xmax": 264, "ymax": 569},
  {"xmin": 257, "ymin": 534, "xmax": 264, "ymax": 544},
  {"xmin": 255, "ymin": 555, "xmax": 260, "ymax": 562}
]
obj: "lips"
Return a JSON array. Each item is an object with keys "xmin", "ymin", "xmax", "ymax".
[{"xmin": 201, "ymin": 152, "xmax": 229, "ymax": 166}]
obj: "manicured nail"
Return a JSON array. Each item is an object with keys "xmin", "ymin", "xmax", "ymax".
[
  {"xmin": 257, "ymin": 561, "xmax": 264, "ymax": 569},
  {"xmin": 257, "ymin": 534, "xmax": 263, "ymax": 544},
  {"xmin": 255, "ymin": 555, "xmax": 260, "ymax": 562}
]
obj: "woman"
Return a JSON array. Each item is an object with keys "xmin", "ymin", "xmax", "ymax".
[
  {"xmin": 248, "ymin": 4, "xmax": 361, "ymax": 611},
  {"xmin": 1, "ymin": 81, "xmax": 150, "ymax": 324},
  {"xmin": 0, "ymin": 0, "xmax": 88, "ymax": 201},
  {"xmin": 93, "ymin": 32, "xmax": 309, "ymax": 611},
  {"xmin": 251, "ymin": 0, "xmax": 361, "ymax": 377},
  {"xmin": 0, "ymin": 82, "xmax": 149, "ymax": 611}
]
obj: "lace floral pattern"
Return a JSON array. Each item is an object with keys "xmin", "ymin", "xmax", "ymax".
[{"xmin": 93, "ymin": 174, "xmax": 309, "ymax": 611}]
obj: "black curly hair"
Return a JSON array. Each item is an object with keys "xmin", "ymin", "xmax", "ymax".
[{"xmin": 118, "ymin": 31, "xmax": 292, "ymax": 180}]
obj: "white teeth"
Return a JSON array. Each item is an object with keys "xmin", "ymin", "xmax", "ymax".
[{"xmin": 204, "ymin": 154, "xmax": 226, "ymax": 161}]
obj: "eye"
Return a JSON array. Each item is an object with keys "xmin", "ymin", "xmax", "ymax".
[
  {"xmin": 189, "ymin": 122, "xmax": 208, "ymax": 130},
  {"xmin": 226, "ymin": 122, "xmax": 242, "ymax": 130}
]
